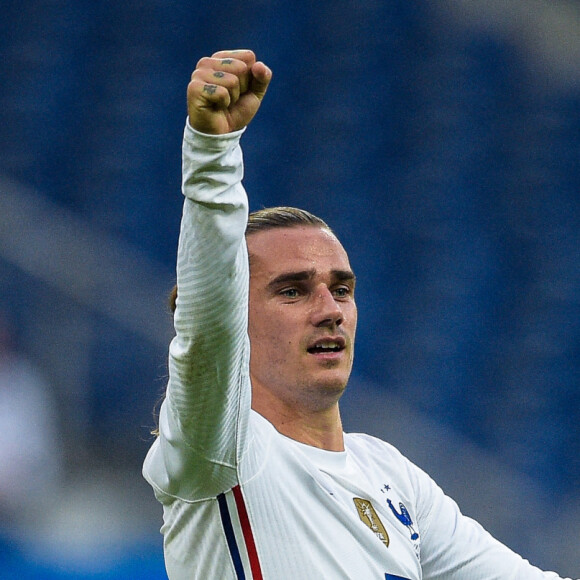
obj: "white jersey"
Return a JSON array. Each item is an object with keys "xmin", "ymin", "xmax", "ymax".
[{"xmin": 143, "ymin": 122, "xmax": 575, "ymax": 580}]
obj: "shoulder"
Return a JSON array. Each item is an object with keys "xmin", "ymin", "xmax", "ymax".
[
  {"xmin": 345, "ymin": 431, "xmax": 407, "ymax": 460},
  {"xmin": 344, "ymin": 432, "xmax": 418, "ymax": 477},
  {"xmin": 344, "ymin": 432, "xmax": 437, "ymax": 491}
]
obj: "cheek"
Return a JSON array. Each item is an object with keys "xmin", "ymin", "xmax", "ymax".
[
  {"xmin": 248, "ymin": 313, "xmax": 300, "ymax": 370},
  {"xmin": 248, "ymin": 313, "xmax": 281, "ymax": 355},
  {"xmin": 248, "ymin": 331, "xmax": 292, "ymax": 382},
  {"xmin": 343, "ymin": 303, "xmax": 358, "ymax": 334}
]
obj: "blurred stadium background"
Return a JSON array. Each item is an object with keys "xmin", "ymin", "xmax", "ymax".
[{"xmin": 0, "ymin": 0, "xmax": 578, "ymax": 577}]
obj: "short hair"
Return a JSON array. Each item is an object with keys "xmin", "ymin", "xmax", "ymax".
[
  {"xmin": 245, "ymin": 206, "xmax": 332, "ymax": 236},
  {"xmin": 169, "ymin": 206, "xmax": 331, "ymax": 313}
]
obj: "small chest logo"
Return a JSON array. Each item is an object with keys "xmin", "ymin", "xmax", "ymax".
[
  {"xmin": 386, "ymin": 499, "xmax": 419, "ymax": 541},
  {"xmin": 353, "ymin": 498, "xmax": 390, "ymax": 548}
]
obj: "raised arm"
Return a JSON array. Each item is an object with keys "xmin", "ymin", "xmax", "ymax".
[{"xmin": 143, "ymin": 50, "xmax": 271, "ymax": 501}]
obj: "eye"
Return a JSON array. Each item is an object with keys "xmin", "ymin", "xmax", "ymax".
[
  {"xmin": 333, "ymin": 286, "xmax": 351, "ymax": 299},
  {"xmin": 280, "ymin": 287, "xmax": 300, "ymax": 298}
]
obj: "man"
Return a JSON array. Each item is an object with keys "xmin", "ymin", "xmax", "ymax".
[{"xmin": 143, "ymin": 49, "xmax": 576, "ymax": 579}]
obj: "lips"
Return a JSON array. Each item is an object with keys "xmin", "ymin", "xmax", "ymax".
[{"xmin": 307, "ymin": 336, "xmax": 346, "ymax": 354}]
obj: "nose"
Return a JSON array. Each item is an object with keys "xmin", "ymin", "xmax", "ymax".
[{"xmin": 310, "ymin": 285, "xmax": 343, "ymax": 328}]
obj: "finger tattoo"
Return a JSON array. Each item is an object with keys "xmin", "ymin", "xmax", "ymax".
[
  {"xmin": 203, "ymin": 84, "xmax": 217, "ymax": 95},
  {"xmin": 221, "ymin": 59, "xmax": 233, "ymax": 65},
  {"xmin": 213, "ymin": 71, "xmax": 225, "ymax": 78}
]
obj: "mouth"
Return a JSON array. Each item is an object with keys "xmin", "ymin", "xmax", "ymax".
[{"xmin": 307, "ymin": 337, "xmax": 346, "ymax": 355}]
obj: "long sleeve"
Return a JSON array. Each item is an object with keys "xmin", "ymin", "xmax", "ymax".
[
  {"xmin": 143, "ymin": 121, "xmax": 252, "ymax": 502},
  {"xmin": 410, "ymin": 455, "xmax": 576, "ymax": 579}
]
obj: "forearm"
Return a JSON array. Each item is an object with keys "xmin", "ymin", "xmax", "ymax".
[
  {"xmin": 175, "ymin": 120, "xmax": 248, "ymax": 350},
  {"xmin": 170, "ymin": 121, "xmax": 250, "ymax": 447},
  {"xmin": 145, "ymin": 123, "xmax": 252, "ymax": 501},
  {"xmin": 416, "ymin": 464, "xmax": 575, "ymax": 579}
]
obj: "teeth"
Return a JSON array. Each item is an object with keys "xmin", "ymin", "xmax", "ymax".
[
  {"xmin": 308, "ymin": 340, "xmax": 343, "ymax": 354},
  {"xmin": 313, "ymin": 342, "xmax": 339, "ymax": 351}
]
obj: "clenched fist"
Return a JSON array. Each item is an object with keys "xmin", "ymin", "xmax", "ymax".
[{"xmin": 187, "ymin": 49, "xmax": 272, "ymax": 135}]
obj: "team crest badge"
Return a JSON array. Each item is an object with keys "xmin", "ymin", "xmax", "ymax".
[
  {"xmin": 353, "ymin": 498, "xmax": 390, "ymax": 548},
  {"xmin": 387, "ymin": 499, "xmax": 419, "ymax": 541}
]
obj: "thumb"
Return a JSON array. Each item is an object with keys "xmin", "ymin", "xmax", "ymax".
[
  {"xmin": 228, "ymin": 61, "xmax": 272, "ymax": 131},
  {"xmin": 249, "ymin": 61, "xmax": 272, "ymax": 102}
]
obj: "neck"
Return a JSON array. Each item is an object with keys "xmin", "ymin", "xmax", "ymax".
[{"xmin": 252, "ymin": 386, "xmax": 345, "ymax": 452}]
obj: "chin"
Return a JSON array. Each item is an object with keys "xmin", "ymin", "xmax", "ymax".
[{"xmin": 313, "ymin": 375, "xmax": 350, "ymax": 398}]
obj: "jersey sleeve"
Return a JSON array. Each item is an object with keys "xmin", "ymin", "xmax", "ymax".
[
  {"xmin": 143, "ymin": 121, "xmax": 252, "ymax": 502},
  {"xmin": 411, "ymin": 458, "xmax": 575, "ymax": 579}
]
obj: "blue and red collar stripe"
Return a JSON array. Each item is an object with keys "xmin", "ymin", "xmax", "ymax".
[{"xmin": 217, "ymin": 485, "xmax": 263, "ymax": 580}]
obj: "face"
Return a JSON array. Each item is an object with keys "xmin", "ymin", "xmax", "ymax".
[{"xmin": 247, "ymin": 226, "xmax": 357, "ymax": 412}]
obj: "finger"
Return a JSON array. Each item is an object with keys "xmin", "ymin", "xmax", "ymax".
[
  {"xmin": 224, "ymin": 60, "xmax": 272, "ymax": 131},
  {"xmin": 211, "ymin": 49, "xmax": 256, "ymax": 69},
  {"xmin": 210, "ymin": 50, "xmax": 256, "ymax": 95},
  {"xmin": 187, "ymin": 78, "xmax": 231, "ymax": 112},
  {"xmin": 196, "ymin": 55, "xmax": 251, "ymax": 96},
  {"xmin": 194, "ymin": 55, "xmax": 249, "ymax": 79},
  {"xmin": 248, "ymin": 61, "xmax": 272, "ymax": 102},
  {"xmin": 228, "ymin": 65, "xmax": 272, "ymax": 131},
  {"xmin": 191, "ymin": 68, "xmax": 241, "ymax": 105}
]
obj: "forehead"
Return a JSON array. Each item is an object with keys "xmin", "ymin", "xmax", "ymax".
[{"xmin": 247, "ymin": 226, "xmax": 351, "ymax": 278}]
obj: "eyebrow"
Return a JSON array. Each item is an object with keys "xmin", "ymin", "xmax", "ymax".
[{"xmin": 266, "ymin": 269, "xmax": 356, "ymax": 290}]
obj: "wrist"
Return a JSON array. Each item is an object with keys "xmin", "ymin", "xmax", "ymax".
[{"xmin": 184, "ymin": 118, "xmax": 246, "ymax": 150}]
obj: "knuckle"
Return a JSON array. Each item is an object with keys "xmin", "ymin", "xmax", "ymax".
[
  {"xmin": 190, "ymin": 68, "xmax": 204, "ymax": 82},
  {"xmin": 195, "ymin": 56, "xmax": 212, "ymax": 70}
]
